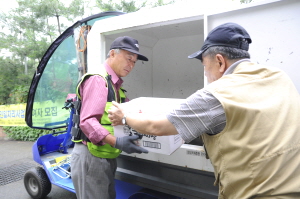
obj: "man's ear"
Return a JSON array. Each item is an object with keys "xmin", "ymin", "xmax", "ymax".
[
  {"xmin": 110, "ymin": 50, "xmax": 114, "ymax": 58},
  {"xmin": 216, "ymin": 54, "xmax": 227, "ymax": 73}
]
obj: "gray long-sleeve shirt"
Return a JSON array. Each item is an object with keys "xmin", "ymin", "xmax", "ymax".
[{"xmin": 166, "ymin": 59, "xmax": 250, "ymax": 143}]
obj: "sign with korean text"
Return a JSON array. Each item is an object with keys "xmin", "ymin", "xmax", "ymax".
[
  {"xmin": 0, "ymin": 104, "xmax": 26, "ymax": 126},
  {"xmin": 0, "ymin": 99, "xmax": 70, "ymax": 127},
  {"xmin": 31, "ymin": 98, "xmax": 70, "ymax": 128}
]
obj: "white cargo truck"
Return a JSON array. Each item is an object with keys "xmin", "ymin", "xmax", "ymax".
[
  {"xmin": 86, "ymin": 0, "xmax": 300, "ymax": 198},
  {"xmin": 24, "ymin": 0, "xmax": 300, "ymax": 198}
]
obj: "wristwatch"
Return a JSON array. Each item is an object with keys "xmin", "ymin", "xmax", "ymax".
[{"xmin": 122, "ymin": 115, "xmax": 127, "ymax": 125}]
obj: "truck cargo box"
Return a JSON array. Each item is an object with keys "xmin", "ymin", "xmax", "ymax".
[
  {"xmin": 24, "ymin": 0, "xmax": 300, "ymax": 198},
  {"xmin": 86, "ymin": 0, "xmax": 300, "ymax": 198}
]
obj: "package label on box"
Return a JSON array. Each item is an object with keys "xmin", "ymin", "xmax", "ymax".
[
  {"xmin": 113, "ymin": 97, "xmax": 186, "ymax": 155},
  {"xmin": 114, "ymin": 125, "xmax": 183, "ymax": 155}
]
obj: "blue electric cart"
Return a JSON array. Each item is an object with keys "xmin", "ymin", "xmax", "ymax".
[
  {"xmin": 23, "ymin": 11, "xmax": 184, "ymax": 199},
  {"xmin": 24, "ymin": 98, "xmax": 167, "ymax": 199}
]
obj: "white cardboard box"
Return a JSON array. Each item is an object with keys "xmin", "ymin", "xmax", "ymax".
[{"xmin": 113, "ymin": 97, "xmax": 185, "ymax": 155}]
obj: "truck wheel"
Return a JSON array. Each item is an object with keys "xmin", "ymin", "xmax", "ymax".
[{"xmin": 24, "ymin": 167, "xmax": 52, "ymax": 199}]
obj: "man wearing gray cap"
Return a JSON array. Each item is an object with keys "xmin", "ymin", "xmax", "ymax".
[
  {"xmin": 108, "ymin": 23, "xmax": 300, "ymax": 198},
  {"xmin": 71, "ymin": 36, "xmax": 148, "ymax": 199}
]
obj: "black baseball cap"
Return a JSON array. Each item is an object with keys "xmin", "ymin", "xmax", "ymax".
[
  {"xmin": 110, "ymin": 36, "xmax": 148, "ymax": 61},
  {"xmin": 188, "ymin": 22, "xmax": 252, "ymax": 61}
]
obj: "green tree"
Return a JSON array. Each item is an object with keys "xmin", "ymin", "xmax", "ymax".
[
  {"xmin": 0, "ymin": 57, "xmax": 31, "ymax": 104},
  {"xmin": 0, "ymin": 0, "xmax": 85, "ymax": 105},
  {"xmin": 15, "ymin": 0, "xmax": 85, "ymax": 42},
  {"xmin": 239, "ymin": 0, "xmax": 253, "ymax": 3},
  {"xmin": 0, "ymin": 58, "xmax": 18, "ymax": 105},
  {"xmin": 151, "ymin": 0, "xmax": 176, "ymax": 7},
  {"xmin": 96, "ymin": 0, "xmax": 175, "ymax": 13}
]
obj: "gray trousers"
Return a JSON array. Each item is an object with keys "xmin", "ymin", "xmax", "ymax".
[{"xmin": 71, "ymin": 143, "xmax": 117, "ymax": 199}]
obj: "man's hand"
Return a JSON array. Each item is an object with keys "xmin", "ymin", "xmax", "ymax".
[
  {"xmin": 108, "ymin": 101, "xmax": 125, "ymax": 126},
  {"xmin": 115, "ymin": 135, "xmax": 148, "ymax": 154}
]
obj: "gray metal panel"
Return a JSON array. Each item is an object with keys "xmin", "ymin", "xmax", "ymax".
[
  {"xmin": 116, "ymin": 155, "xmax": 218, "ymax": 199},
  {"xmin": 207, "ymin": 0, "xmax": 300, "ymax": 92},
  {"xmin": 105, "ymin": 19, "xmax": 205, "ymax": 99}
]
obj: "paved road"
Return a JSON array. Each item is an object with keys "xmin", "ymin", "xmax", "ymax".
[{"xmin": 0, "ymin": 140, "xmax": 77, "ymax": 199}]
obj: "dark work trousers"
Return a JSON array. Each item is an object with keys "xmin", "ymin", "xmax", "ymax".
[{"xmin": 71, "ymin": 143, "xmax": 117, "ymax": 199}]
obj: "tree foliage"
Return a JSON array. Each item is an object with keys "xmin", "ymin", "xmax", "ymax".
[
  {"xmin": 96, "ymin": 0, "xmax": 175, "ymax": 13},
  {"xmin": 240, "ymin": 0, "xmax": 253, "ymax": 3},
  {"xmin": 0, "ymin": 0, "xmax": 178, "ymax": 106},
  {"xmin": 3, "ymin": 126, "xmax": 55, "ymax": 141},
  {"xmin": 0, "ymin": 0, "xmax": 85, "ymax": 105},
  {"xmin": 17, "ymin": 0, "xmax": 85, "ymax": 36}
]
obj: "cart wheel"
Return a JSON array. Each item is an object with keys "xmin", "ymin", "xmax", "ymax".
[{"xmin": 24, "ymin": 167, "xmax": 52, "ymax": 199}]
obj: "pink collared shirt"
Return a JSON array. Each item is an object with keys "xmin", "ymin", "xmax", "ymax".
[{"xmin": 79, "ymin": 62, "xmax": 124, "ymax": 145}]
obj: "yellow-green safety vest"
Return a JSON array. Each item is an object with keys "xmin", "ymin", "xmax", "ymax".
[{"xmin": 76, "ymin": 72, "xmax": 126, "ymax": 159}]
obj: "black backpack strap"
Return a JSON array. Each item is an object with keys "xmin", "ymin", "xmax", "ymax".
[
  {"xmin": 106, "ymin": 75, "xmax": 116, "ymax": 102},
  {"xmin": 71, "ymin": 98, "xmax": 90, "ymax": 142}
]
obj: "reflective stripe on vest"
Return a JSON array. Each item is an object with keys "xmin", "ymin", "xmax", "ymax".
[{"xmin": 76, "ymin": 72, "xmax": 126, "ymax": 159}]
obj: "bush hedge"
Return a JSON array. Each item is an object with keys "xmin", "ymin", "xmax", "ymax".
[{"xmin": 3, "ymin": 126, "xmax": 52, "ymax": 141}]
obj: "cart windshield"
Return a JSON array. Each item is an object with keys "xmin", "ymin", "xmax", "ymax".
[
  {"xmin": 31, "ymin": 36, "xmax": 78, "ymax": 129},
  {"xmin": 25, "ymin": 12, "xmax": 125, "ymax": 129}
]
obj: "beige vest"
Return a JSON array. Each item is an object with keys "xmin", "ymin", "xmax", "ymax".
[{"xmin": 203, "ymin": 62, "xmax": 300, "ymax": 199}]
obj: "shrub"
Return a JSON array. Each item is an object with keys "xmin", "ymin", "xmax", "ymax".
[{"xmin": 3, "ymin": 126, "xmax": 52, "ymax": 141}]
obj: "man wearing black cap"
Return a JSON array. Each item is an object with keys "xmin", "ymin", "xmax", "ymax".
[
  {"xmin": 108, "ymin": 23, "xmax": 300, "ymax": 198},
  {"xmin": 71, "ymin": 36, "xmax": 148, "ymax": 199}
]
